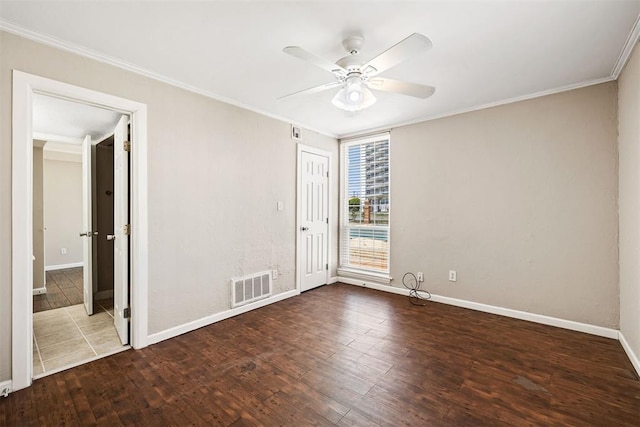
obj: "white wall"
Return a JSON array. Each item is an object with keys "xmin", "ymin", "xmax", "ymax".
[
  {"xmin": 0, "ymin": 30, "xmax": 338, "ymax": 381},
  {"xmin": 390, "ymin": 82, "xmax": 619, "ymax": 328},
  {"xmin": 618, "ymin": 41, "xmax": 640, "ymax": 368},
  {"xmin": 43, "ymin": 157, "xmax": 83, "ymax": 268}
]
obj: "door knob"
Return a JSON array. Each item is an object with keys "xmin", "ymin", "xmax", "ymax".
[
  {"xmin": 301, "ymin": 227, "xmax": 309, "ymax": 231},
  {"xmin": 107, "ymin": 234, "xmax": 116, "ymax": 241},
  {"xmin": 79, "ymin": 231, "xmax": 93, "ymax": 237}
]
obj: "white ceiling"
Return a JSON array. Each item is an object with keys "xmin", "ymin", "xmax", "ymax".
[
  {"xmin": 33, "ymin": 93, "xmax": 123, "ymax": 143},
  {"xmin": 3, "ymin": 1, "xmax": 640, "ymax": 138}
]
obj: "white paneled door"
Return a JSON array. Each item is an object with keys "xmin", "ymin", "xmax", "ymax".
[
  {"xmin": 113, "ymin": 115, "xmax": 130, "ymax": 345},
  {"xmin": 300, "ymin": 150, "xmax": 329, "ymax": 292},
  {"xmin": 80, "ymin": 134, "xmax": 94, "ymax": 316}
]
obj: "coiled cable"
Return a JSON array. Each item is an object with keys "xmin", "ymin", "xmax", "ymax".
[{"xmin": 402, "ymin": 272, "xmax": 432, "ymax": 306}]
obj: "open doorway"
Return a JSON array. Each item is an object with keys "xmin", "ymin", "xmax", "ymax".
[
  {"xmin": 12, "ymin": 71, "xmax": 149, "ymax": 391},
  {"xmin": 31, "ymin": 94, "xmax": 128, "ymax": 377}
]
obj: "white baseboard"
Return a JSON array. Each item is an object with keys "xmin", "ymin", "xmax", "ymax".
[
  {"xmin": 45, "ymin": 262, "xmax": 83, "ymax": 271},
  {"xmin": 147, "ymin": 289, "xmax": 299, "ymax": 345},
  {"xmin": 429, "ymin": 294, "xmax": 619, "ymax": 339},
  {"xmin": 328, "ymin": 276, "xmax": 339, "ymax": 285},
  {"xmin": 94, "ymin": 290, "xmax": 113, "ymax": 301},
  {"xmin": 0, "ymin": 379, "xmax": 12, "ymax": 397},
  {"xmin": 619, "ymin": 331, "xmax": 640, "ymax": 377},
  {"xmin": 32, "ymin": 286, "xmax": 46, "ymax": 295},
  {"xmin": 339, "ymin": 277, "xmax": 410, "ymax": 296},
  {"xmin": 338, "ymin": 278, "xmax": 619, "ymax": 339}
]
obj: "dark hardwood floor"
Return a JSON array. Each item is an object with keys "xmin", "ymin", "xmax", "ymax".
[
  {"xmin": 33, "ymin": 267, "xmax": 84, "ymax": 312},
  {"xmin": 3, "ymin": 283, "xmax": 639, "ymax": 425}
]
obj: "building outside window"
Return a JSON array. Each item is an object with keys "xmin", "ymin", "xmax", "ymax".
[{"xmin": 340, "ymin": 133, "xmax": 390, "ymax": 276}]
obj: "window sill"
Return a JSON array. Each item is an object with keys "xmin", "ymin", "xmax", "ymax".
[{"xmin": 337, "ymin": 268, "xmax": 392, "ymax": 284}]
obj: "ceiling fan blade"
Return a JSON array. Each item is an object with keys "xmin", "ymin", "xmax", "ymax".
[
  {"xmin": 278, "ymin": 81, "xmax": 343, "ymax": 100},
  {"xmin": 368, "ymin": 78, "xmax": 435, "ymax": 98},
  {"xmin": 362, "ymin": 33, "xmax": 432, "ymax": 77},
  {"xmin": 283, "ymin": 46, "xmax": 347, "ymax": 76}
]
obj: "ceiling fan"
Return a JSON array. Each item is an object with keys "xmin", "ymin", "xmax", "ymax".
[{"xmin": 280, "ymin": 33, "xmax": 435, "ymax": 112}]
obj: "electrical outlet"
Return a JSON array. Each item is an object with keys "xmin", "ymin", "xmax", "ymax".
[
  {"xmin": 449, "ymin": 270, "xmax": 457, "ymax": 282},
  {"xmin": 60, "ymin": 248, "xmax": 67, "ymax": 255},
  {"xmin": 416, "ymin": 272, "xmax": 424, "ymax": 282},
  {"xmin": 272, "ymin": 269, "xmax": 278, "ymax": 280}
]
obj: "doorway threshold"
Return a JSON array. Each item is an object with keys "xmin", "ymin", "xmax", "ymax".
[{"xmin": 33, "ymin": 345, "xmax": 131, "ymax": 380}]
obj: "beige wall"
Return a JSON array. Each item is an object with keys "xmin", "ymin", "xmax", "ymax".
[
  {"xmin": 32, "ymin": 144, "xmax": 45, "ymax": 288},
  {"xmin": 0, "ymin": 28, "xmax": 626, "ymax": 383},
  {"xmin": 0, "ymin": 31, "xmax": 10, "ymax": 381},
  {"xmin": 0, "ymin": 31, "xmax": 338, "ymax": 381},
  {"xmin": 390, "ymin": 82, "xmax": 619, "ymax": 328},
  {"xmin": 618, "ymin": 41, "xmax": 640, "ymax": 364},
  {"xmin": 43, "ymin": 158, "xmax": 83, "ymax": 268}
]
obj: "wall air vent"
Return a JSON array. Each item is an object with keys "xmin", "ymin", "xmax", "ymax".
[{"xmin": 231, "ymin": 271, "xmax": 272, "ymax": 308}]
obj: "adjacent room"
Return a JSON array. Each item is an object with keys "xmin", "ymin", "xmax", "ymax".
[
  {"xmin": 1, "ymin": 1, "xmax": 640, "ymax": 425},
  {"xmin": 30, "ymin": 94, "xmax": 129, "ymax": 376}
]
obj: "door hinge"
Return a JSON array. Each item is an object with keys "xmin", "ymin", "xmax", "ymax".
[
  {"xmin": 123, "ymin": 307, "xmax": 131, "ymax": 319},
  {"xmin": 124, "ymin": 224, "xmax": 131, "ymax": 235},
  {"xmin": 124, "ymin": 141, "xmax": 131, "ymax": 152},
  {"xmin": 326, "ymin": 263, "xmax": 329, "ymax": 270},
  {"xmin": 326, "ymin": 218, "xmax": 329, "ymax": 224},
  {"xmin": 326, "ymin": 171, "xmax": 329, "ymax": 178}
]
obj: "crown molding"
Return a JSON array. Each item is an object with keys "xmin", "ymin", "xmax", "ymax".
[
  {"xmin": 2, "ymin": 13, "xmax": 635, "ymax": 141},
  {"xmin": 43, "ymin": 141, "xmax": 82, "ymax": 155},
  {"xmin": 32, "ymin": 132, "xmax": 82, "ymax": 145},
  {"xmin": 0, "ymin": 19, "xmax": 337, "ymax": 140},
  {"xmin": 612, "ymin": 13, "xmax": 640, "ymax": 79},
  {"xmin": 338, "ymin": 76, "xmax": 614, "ymax": 139}
]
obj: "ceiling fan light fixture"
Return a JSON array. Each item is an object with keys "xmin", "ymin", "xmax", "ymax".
[
  {"xmin": 332, "ymin": 82, "xmax": 376, "ymax": 112},
  {"xmin": 348, "ymin": 85, "xmax": 362, "ymax": 103},
  {"xmin": 283, "ymin": 33, "xmax": 433, "ymax": 112},
  {"xmin": 344, "ymin": 76, "xmax": 363, "ymax": 105}
]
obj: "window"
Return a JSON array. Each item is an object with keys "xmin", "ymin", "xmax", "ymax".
[{"xmin": 340, "ymin": 133, "xmax": 390, "ymax": 277}]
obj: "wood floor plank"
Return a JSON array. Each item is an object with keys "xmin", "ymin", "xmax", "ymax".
[
  {"xmin": 3, "ymin": 283, "xmax": 639, "ymax": 425},
  {"xmin": 34, "ymin": 268, "xmax": 87, "ymax": 313},
  {"xmin": 338, "ymin": 408, "xmax": 382, "ymax": 426}
]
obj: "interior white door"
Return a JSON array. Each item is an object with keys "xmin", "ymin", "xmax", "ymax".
[
  {"xmin": 81, "ymin": 135, "xmax": 93, "ymax": 316},
  {"xmin": 113, "ymin": 115, "xmax": 130, "ymax": 345},
  {"xmin": 300, "ymin": 150, "xmax": 329, "ymax": 292}
]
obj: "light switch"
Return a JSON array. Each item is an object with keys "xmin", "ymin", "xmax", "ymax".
[{"xmin": 277, "ymin": 201, "xmax": 284, "ymax": 211}]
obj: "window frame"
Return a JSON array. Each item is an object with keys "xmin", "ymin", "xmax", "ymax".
[{"xmin": 338, "ymin": 132, "xmax": 392, "ymax": 282}]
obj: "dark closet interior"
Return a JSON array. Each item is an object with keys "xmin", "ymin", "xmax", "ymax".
[{"xmin": 95, "ymin": 136, "xmax": 114, "ymax": 297}]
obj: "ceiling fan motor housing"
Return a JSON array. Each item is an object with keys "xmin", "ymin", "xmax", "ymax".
[{"xmin": 342, "ymin": 35, "xmax": 364, "ymax": 55}]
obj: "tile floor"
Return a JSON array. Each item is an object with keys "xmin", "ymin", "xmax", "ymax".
[{"xmin": 33, "ymin": 299, "xmax": 127, "ymax": 376}]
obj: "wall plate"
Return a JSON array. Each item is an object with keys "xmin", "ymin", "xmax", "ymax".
[{"xmin": 291, "ymin": 125, "xmax": 301, "ymax": 140}]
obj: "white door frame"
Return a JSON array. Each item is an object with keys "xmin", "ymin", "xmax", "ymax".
[
  {"xmin": 12, "ymin": 70, "xmax": 149, "ymax": 391},
  {"xmin": 81, "ymin": 134, "xmax": 94, "ymax": 316},
  {"xmin": 296, "ymin": 144, "xmax": 331, "ymax": 293}
]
